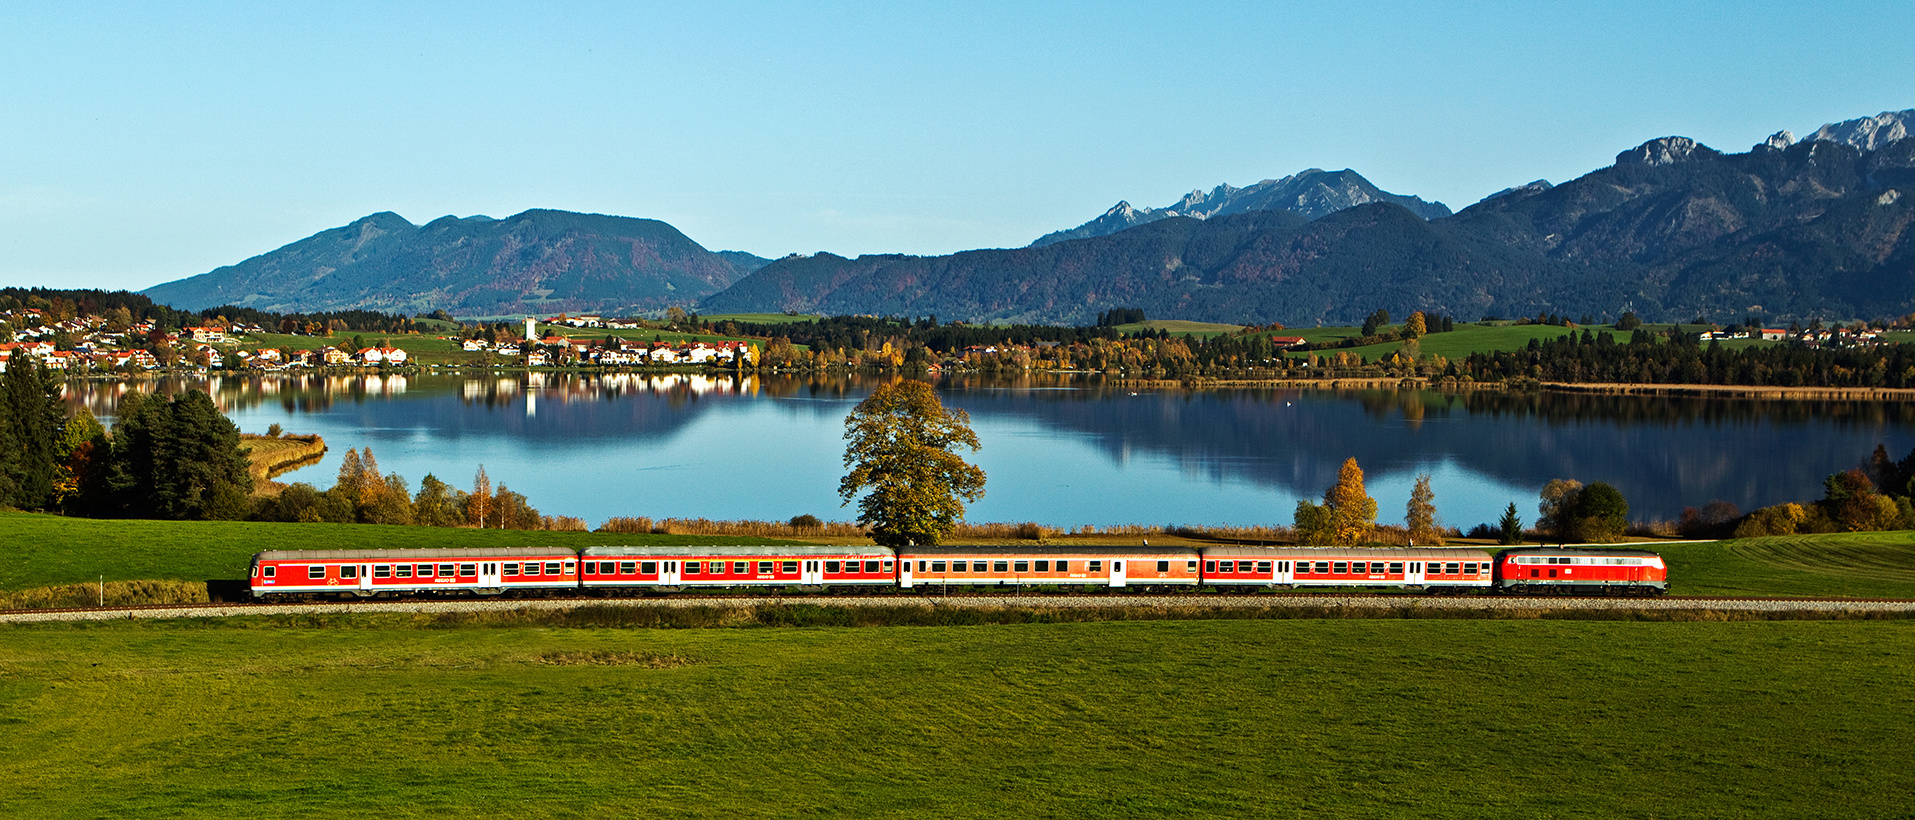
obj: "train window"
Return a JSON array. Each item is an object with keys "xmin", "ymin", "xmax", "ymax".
[
  {"xmin": 263, "ymin": 566, "xmax": 276, "ymax": 578},
  {"xmin": 1056, "ymin": 561, "xmax": 1069, "ymax": 572},
  {"xmin": 1156, "ymin": 561, "xmax": 1169, "ymax": 573},
  {"xmin": 1015, "ymin": 561, "xmax": 1029, "ymax": 573},
  {"xmin": 1187, "ymin": 560, "xmax": 1198, "ymax": 572},
  {"xmin": 374, "ymin": 566, "xmax": 391, "ymax": 579},
  {"xmin": 1035, "ymin": 560, "xmax": 1050, "ymax": 572},
  {"xmin": 826, "ymin": 561, "xmax": 841, "ymax": 573},
  {"xmin": 617, "ymin": 562, "xmax": 635, "ymax": 575},
  {"xmin": 564, "ymin": 562, "xmax": 576, "ymax": 575},
  {"xmin": 1446, "ymin": 563, "xmax": 1461, "ymax": 575},
  {"xmin": 1089, "ymin": 561, "xmax": 1103, "ymax": 572},
  {"xmin": 1205, "ymin": 561, "xmax": 1216, "ymax": 573},
  {"xmin": 1220, "ymin": 561, "xmax": 1235, "ymax": 573},
  {"xmin": 781, "ymin": 561, "xmax": 797, "ymax": 573},
  {"xmin": 734, "ymin": 562, "xmax": 748, "ymax": 574},
  {"xmin": 1389, "ymin": 563, "xmax": 1404, "ymax": 574},
  {"xmin": 581, "ymin": 562, "xmax": 596, "ymax": 575},
  {"xmin": 1354, "ymin": 562, "xmax": 1370, "ymax": 574},
  {"xmin": 1257, "ymin": 561, "xmax": 1272, "ymax": 573},
  {"xmin": 1333, "ymin": 562, "xmax": 1348, "ymax": 574},
  {"xmin": 440, "ymin": 564, "xmax": 457, "ymax": 578},
  {"xmin": 640, "ymin": 562, "xmax": 658, "ymax": 574},
  {"xmin": 866, "ymin": 561, "xmax": 881, "ymax": 573},
  {"xmin": 1410, "ymin": 562, "xmax": 1420, "ymax": 573},
  {"xmin": 395, "ymin": 565, "xmax": 412, "ymax": 579},
  {"xmin": 759, "ymin": 561, "xmax": 774, "ymax": 574},
  {"xmin": 307, "ymin": 566, "xmax": 324, "ymax": 580},
  {"xmin": 882, "ymin": 561, "xmax": 893, "ymax": 572},
  {"xmin": 1315, "ymin": 562, "xmax": 1330, "ymax": 574},
  {"xmin": 931, "ymin": 561, "xmax": 947, "ymax": 572},
  {"xmin": 459, "ymin": 564, "xmax": 477, "ymax": 577},
  {"xmin": 501, "ymin": 563, "xmax": 518, "ymax": 577},
  {"xmin": 1464, "ymin": 563, "xmax": 1478, "ymax": 575},
  {"xmin": 341, "ymin": 565, "xmax": 358, "ymax": 580},
  {"xmin": 994, "ymin": 561, "xmax": 1009, "ymax": 573}
]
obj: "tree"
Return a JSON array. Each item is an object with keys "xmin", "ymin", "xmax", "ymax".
[
  {"xmin": 469, "ymin": 465, "xmax": 492, "ymax": 528},
  {"xmin": 1403, "ymin": 312, "xmax": 1427, "ymax": 339},
  {"xmin": 93, "ymin": 390, "xmax": 252, "ymax": 520},
  {"xmin": 0, "ymin": 355, "xmax": 67, "ymax": 510},
  {"xmin": 1323, "ymin": 457, "xmax": 1377, "ymax": 545},
  {"xmin": 1615, "ymin": 311, "xmax": 1642, "ymax": 331},
  {"xmin": 1293, "ymin": 500, "xmax": 1334, "ymax": 545},
  {"xmin": 839, "ymin": 380, "xmax": 986, "ymax": 546},
  {"xmin": 1406, "ymin": 473, "xmax": 1442, "ymax": 545},
  {"xmin": 1498, "ymin": 502, "xmax": 1524, "ymax": 544},
  {"xmin": 1574, "ymin": 481, "xmax": 1629, "ymax": 542},
  {"xmin": 1538, "ymin": 479, "xmax": 1584, "ymax": 544}
]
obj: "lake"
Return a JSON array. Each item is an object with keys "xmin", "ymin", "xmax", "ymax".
[{"xmin": 65, "ymin": 373, "xmax": 1915, "ymax": 532}]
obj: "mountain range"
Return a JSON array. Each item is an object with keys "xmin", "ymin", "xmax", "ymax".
[
  {"xmin": 146, "ymin": 108, "xmax": 1915, "ymax": 325},
  {"xmin": 143, "ymin": 209, "xmax": 771, "ymax": 317},
  {"xmin": 1028, "ymin": 169, "xmax": 1451, "ymax": 248}
]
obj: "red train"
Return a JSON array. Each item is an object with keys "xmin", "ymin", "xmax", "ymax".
[{"xmin": 249, "ymin": 545, "xmax": 1666, "ymax": 599}]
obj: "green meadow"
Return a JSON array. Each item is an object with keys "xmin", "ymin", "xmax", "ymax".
[{"xmin": 0, "ymin": 617, "xmax": 1909, "ymax": 818}]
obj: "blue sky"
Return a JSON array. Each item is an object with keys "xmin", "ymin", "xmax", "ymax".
[{"xmin": 3, "ymin": 1, "xmax": 1910, "ymax": 292}]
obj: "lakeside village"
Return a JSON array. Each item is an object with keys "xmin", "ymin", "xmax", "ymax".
[
  {"xmin": 0, "ymin": 300, "xmax": 1900, "ymax": 380},
  {"xmin": 0, "ymin": 311, "xmax": 752, "ymax": 374}
]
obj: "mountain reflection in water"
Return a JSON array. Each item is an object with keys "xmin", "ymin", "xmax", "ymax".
[{"xmin": 62, "ymin": 373, "xmax": 1915, "ymax": 530}]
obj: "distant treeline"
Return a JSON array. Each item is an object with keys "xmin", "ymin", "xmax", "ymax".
[
  {"xmin": 1456, "ymin": 329, "xmax": 1915, "ymax": 388},
  {"xmin": 0, "ymin": 288, "xmax": 428, "ymax": 335}
]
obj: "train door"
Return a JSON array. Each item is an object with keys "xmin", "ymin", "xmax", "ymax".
[
  {"xmin": 900, "ymin": 560, "xmax": 915, "ymax": 589},
  {"xmin": 358, "ymin": 565, "xmax": 372, "ymax": 594},
  {"xmin": 802, "ymin": 560, "xmax": 823, "ymax": 585},
  {"xmin": 1109, "ymin": 560, "xmax": 1127, "ymax": 588},
  {"xmin": 661, "ymin": 561, "xmax": 682, "ymax": 586},
  {"xmin": 1408, "ymin": 561, "xmax": 1424, "ymax": 586},
  {"xmin": 479, "ymin": 562, "xmax": 502, "ymax": 590}
]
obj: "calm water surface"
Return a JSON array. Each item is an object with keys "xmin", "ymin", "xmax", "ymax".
[{"xmin": 68, "ymin": 373, "xmax": 1915, "ymax": 531}]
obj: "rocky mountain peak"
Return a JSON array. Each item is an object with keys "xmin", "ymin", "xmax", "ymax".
[
  {"xmin": 1809, "ymin": 109, "xmax": 1915, "ymax": 151},
  {"xmin": 1616, "ymin": 137, "xmax": 1719, "ymax": 167},
  {"xmin": 1762, "ymin": 130, "xmax": 1795, "ymax": 151}
]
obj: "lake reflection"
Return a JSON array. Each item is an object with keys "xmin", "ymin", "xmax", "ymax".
[{"xmin": 64, "ymin": 373, "xmax": 1915, "ymax": 530}]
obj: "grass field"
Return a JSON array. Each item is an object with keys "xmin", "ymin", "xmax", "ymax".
[
  {"xmin": 701, "ymin": 313, "xmax": 825, "ymax": 325},
  {"xmin": 0, "ymin": 617, "xmax": 1909, "ymax": 817},
  {"xmin": 1109, "ymin": 319, "xmax": 1245, "ymax": 338}
]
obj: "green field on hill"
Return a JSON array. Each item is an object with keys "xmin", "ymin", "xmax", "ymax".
[
  {"xmin": 1109, "ymin": 319, "xmax": 1245, "ymax": 338},
  {"xmin": 0, "ymin": 617, "xmax": 1909, "ymax": 817}
]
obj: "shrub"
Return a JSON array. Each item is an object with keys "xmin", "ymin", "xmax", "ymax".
[{"xmin": 597, "ymin": 516, "xmax": 656, "ymax": 534}]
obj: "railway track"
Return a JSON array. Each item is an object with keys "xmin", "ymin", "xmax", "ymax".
[{"xmin": 6, "ymin": 592, "xmax": 1915, "ymax": 623}]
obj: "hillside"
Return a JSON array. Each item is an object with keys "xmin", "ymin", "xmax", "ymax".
[
  {"xmin": 706, "ymin": 131, "xmax": 1915, "ymax": 325},
  {"xmin": 143, "ymin": 209, "xmax": 756, "ymax": 317}
]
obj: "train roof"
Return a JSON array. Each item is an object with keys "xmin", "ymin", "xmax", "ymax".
[
  {"xmin": 255, "ymin": 547, "xmax": 574, "ymax": 560},
  {"xmin": 1495, "ymin": 547, "xmax": 1665, "ymax": 558},
  {"xmin": 582, "ymin": 545, "xmax": 896, "ymax": 558},
  {"xmin": 898, "ymin": 545, "xmax": 1202, "ymax": 558},
  {"xmin": 1204, "ymin": 546, "xmax": 1495, "ymax": 559}
]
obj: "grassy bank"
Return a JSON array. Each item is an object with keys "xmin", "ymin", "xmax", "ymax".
[{"xmin": 0, "ymin": 618, "xmax": 1908, "ymax": 817}]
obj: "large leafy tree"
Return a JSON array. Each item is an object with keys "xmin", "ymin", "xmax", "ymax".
[
  {"xmin": 1323, "ymin": 457, "xmax": 1377, "ymax": 545},
  {"xmin": 840, "ymin": 380, "xmax": 986, "ymax": 546}
]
